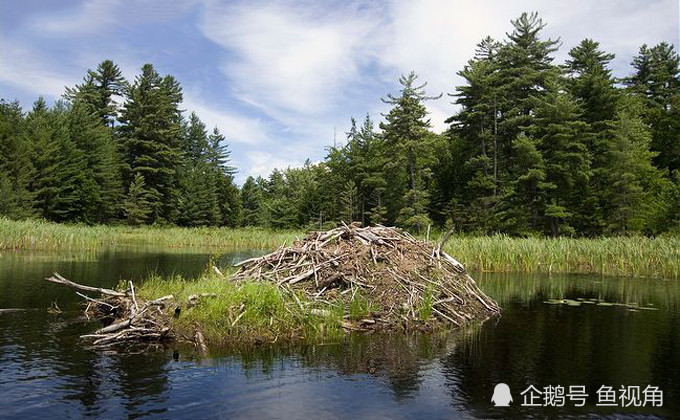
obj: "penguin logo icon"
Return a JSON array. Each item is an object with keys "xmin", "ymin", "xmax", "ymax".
[{"xmin": 491, "ymin": 383, "xmax": 513, "ymax": 406}]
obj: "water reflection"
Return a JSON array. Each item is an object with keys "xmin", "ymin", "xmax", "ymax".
[
  {"xmin": 0, "ymin": 247, "xmax": 262, "ymax": 310},
  {"xmin": 1, "ymin": 249, "xmax": 679, "ymax": 418}
]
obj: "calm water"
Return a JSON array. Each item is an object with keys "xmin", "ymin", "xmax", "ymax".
[{"xmin": 1, "ymin": 247, "xmax": 679, "ymax": 419}]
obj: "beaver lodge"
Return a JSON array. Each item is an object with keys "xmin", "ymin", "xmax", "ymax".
[
  {"xmin": 233, "ymin": 224, "xmax": 500, "ymax": 329},
  {"xmin": 45, "ymin": 224, "xmax": 500, "ymax": 351}
]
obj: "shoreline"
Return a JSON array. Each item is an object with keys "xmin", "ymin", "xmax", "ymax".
[{"xmin": 2, "ymin": 218, "xmax": 678, "ymax": 279}]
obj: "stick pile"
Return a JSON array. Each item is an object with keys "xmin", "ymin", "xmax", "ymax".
[
  {"xmin": 233, "ymin": 224, "xmax": 500, "ymax": 328},
  {"xmin": 45, "ymin": 272, "xmax": 174, "ymax": 349}
]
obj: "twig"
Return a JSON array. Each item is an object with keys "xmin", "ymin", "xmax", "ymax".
[
  {"xmin": 129, "ymin": 281, "xmax": 139, "ymax": 313},
  {"xmin": 46, "ymin": 272, "xmax": 126, "ymax": 297}
]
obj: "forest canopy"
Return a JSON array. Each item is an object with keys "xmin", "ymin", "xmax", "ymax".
[{"xmin": 1, "ymin": 13, "xmax": 678, "ymax": 236}]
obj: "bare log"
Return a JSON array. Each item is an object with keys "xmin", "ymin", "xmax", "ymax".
[{"xmin": 46, "ymin": 272, "xmax": 126, "ymax": 297}]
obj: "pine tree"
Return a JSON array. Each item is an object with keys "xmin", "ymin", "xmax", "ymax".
[
  {"xmin": 0, "ymin": 100, "xmax": 35, "ymax": 218},
  {"xmin": 119, "ymin": 64, "xmax": 184, "ymax": 224},
  {"xmin": 241, "ymin": 176, "xmax": 264, "ymax": 226},
  {"xmin": 496, "ymin": 12, "xmax": 560, "ymax": 147},
  {"xmin": 602, "ymin": 98, "xmax": 662, "ymax": 233},
  {"xmin": 498, "ymin": 133, "xmax": 549, "ymax": 234},
  {"xmin": 528, "ymin": 80, "xmax": 593, "ymax": 236},
  {"xmin": 122, "ymin": 173, "xmax": 152, "ymax": 225},
  {"xmin": 66, "ymin": 100, "xmax": 123, "ymax": 223},
  {"xmin": 24, "ymin": 99, "xmax": 88, "ymax": 222},
  {"xmin": 340, "ymin": 179, "xmax": 358, "ymax": 223},
  {"xmin": 207, "ymin": 127, "xmax": 241, "ymax": 227},
  {"xmin": 65, "ymin": 60, "xmax": 127, "ymax": 127},
  {"xmin": 380, "ymin": 72, "xmax": 440, "ymax": 232},
  {"xmin": 263, "ymin": 170, "xmax": 297, "ymax": 228},
  {"xmin": 25, "ymin": 98, "xmax": 59, "ymax": 219},
  {"xmin": 452, "ymin": 36, "xmax": 503, "ymax": 198},
  {"xmin": 563, "ymin": 39, "xmax": 620, "ymax": 235},
  {"xmin": 626, "ymin": 43, "xmax": 680, "ymax": 174},
  {"xmin": 177, "ymin": 113, "xmax": 220, "ymax": 226},
  {"xmin": 338, "ymin": 114, "xmax": 387, "ymax": 225},
  {"xmin": 565, "ymin": 39, "xmax": 618, "ymax": 129}
]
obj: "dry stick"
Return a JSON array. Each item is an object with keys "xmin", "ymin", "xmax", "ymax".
[
  {"xmin": 46, "ymin": 272, "xmax": 126, "ymax": 297},
  {"xmin": 313, "ymin": 286, "xmax": 328, "ymax": 298},
  {"xmin": 147, "ymin": 295, "xmax": 174, "ymax": 306},
  {"xmin": 187, "ymin": 293, "xmax": 217, "ymax": 301},
  {"xmin": 195, "ymin": 330, "xmax": 209, "ymax": 357},
  {"xmin": 129, "ymin": 281, "xmax": 139, "ymax": 313},
  {"xmin": 432, "ymin": 308, "xmax": 459, "ymax": 325},
  {"xmin": 414, "ymin": 272, "xmax": 464, "ymax": 305},
  {"xmin": 231, "ymin": 310, "xmax": 246, "ymax": 327},
  {"xmin": 287, "ymin": 286, "xmax": 305, "ymax": 312},
  {"xmin": 440, "ymin": 252, "xmax": 466, "ymax": 273},
  {"xmin": 436, "ymin": 228, "xmax": 456, "ymax": 255},
  {"xmin": 461, "ymin": 277, "xmax": 498, "ymax": 312},
  {"xmin": 75, "ymin": 292, "xmax": 118, "ymax": 309},
  {"xmin": 93, "ymin": 329, "xmax": 129, "ymax": 346},
  {"xmin": 95, "ymin": 305, "xmax": 150, "ymax": 334},
  {"xmin": 233, "ymin": 254, "xmax": 270, "ymax": 267}
]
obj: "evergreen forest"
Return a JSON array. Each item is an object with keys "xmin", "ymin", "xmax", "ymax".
[{"xmin": 1, "ymin": 13, "xmax": 679, "ymax": 236}]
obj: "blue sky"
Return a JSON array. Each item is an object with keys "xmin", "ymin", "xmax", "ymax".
[{"xmin": 1, "ymin": 0, "xmax": 678, "ymax": 183}]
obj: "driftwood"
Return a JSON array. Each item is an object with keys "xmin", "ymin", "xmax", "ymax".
[
  {"xmin": 45, "ymin": 272, "xmax": 173, "ymax": 349},
  {"xmin": 233, "ymin": 224, "xmax": 500, "ymax": 329},
  {"xmin": 46, "ymin": 272, "xmax": 126, "ymax": 297}
]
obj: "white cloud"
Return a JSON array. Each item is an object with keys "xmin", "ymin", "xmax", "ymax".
[
  {"xmin": 182, "ymin": 97, "xmax": 271, "ymax": 146},
  {"xmin": 202, "ymin": 1, "xmax": 376, "ymax": 116},
  {"xmin": 26, "ymin": 0, "xmax": 199, "ymax": 36},
  {"xmin": 367, "ymin": 0, "xmax": 678, "ymax": 131},
  {"xmin": 244, "ymin": 150, "xmax": 304, "ymax": 180},
  {"xmin": 2, "ymin": 0, "xmax": 677, "ymax": 181},
  {"xmin": 0, "ymin": 43, "xmax": 77, "ymax": 98}
]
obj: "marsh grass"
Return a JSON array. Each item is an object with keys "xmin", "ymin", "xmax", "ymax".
[
  {"xmin": 348, "ymin": 290, "xmax": 374, "ymax": 319},
  {"xmin": 444, "ymin": 235, "xmax": 680, "ymax": 279},
  {"xmin": 0, "ymin": 217, "xmax": 299, "ymax": 251},
  {"xmin": 418, "ymin": 287, "xmax": 434, "ymax": 321},
  {"xmin": 137, "ymin": 270, "xmax": 345, "ymax": 347},
  {"xmin": 2, "ymin": 218, "xmax": 678, "ymax": 278}
]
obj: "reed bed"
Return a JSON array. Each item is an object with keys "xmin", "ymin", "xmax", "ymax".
[
  {"xmin": 2, "ymin": 218, "xmax": 678, "ymax": 279},
  {"xmin": 445, "ymin": 235, "xmax": 680, "ymax": 279},
  {"xmin": 0, "ymin": 218, "xmax": 298, "ymax": 251}
]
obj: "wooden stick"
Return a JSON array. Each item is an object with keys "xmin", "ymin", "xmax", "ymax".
[
  {"xmin": 75, "ymin": 292, "xmax": 118, "ymax": 309},
  {"xmin": 129, "ymin": 281, "xmax": 139, "ymax": 313},
  {"xmin": 46, "ymin": 272, "xmax": 126, "ymax": 297}
]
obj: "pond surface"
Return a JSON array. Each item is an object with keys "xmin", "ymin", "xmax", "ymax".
[{"xmin": 1, "ymin": 247, "xmax": 679, "ymax": 418}]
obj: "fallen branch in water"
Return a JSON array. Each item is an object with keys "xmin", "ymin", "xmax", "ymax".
[
  {"xmin": 46, "ymin": 272, "xmax": 126, "ymax": 297},
  {"xmin": 45, "ymin": 272, "xmax": 173, "ymax": 349}
]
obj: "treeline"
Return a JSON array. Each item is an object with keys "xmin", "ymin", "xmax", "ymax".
[
  {"xmin": 0, "ymin": 62, "xmax": 241, "ymax": 226},
  {"xmin": 1, "ymin": 13, "xmax": 679, "ymax": 235},
  {"xmin": 238, "ymin": 13, "xmax": 680, "ymax": 236}
]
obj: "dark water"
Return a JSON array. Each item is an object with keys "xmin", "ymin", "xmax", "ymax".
[{"xmin": 1, "ymin": 248, "xmax": 679, "ymax": 419}]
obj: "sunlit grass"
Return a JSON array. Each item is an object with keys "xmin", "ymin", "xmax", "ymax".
[
  {"xmin": 444, "ymin": 235, "xmax": 680, "ymax": 279},
  {"xmin": 137, "ymin": 270, "xmax": 344, "ymax": 347},
  {"xmin": 2, "ymin": 218, "xmax": 678, "ymax": 279},
  {"xmin": 0, "ymin": 217, "xmax": 299, "ymax": 251}
]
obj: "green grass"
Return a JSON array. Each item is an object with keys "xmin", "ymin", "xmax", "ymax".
[
  {"xmin": 418, "ymin": 287, "xmax": 434, "ymax": 321},
  {"xmin": 1, "ymin": 218, "xmax": 678, "ymax": 279},
  {"xmin": 0, "ymin": 217, "xmax": 299, "ymax": 251},
  {"xmin": 137, "ymin": 270, "xmax": 344, "ymax": 347},
  {"xmin": 443, "ymin": 235, "xmax": 680, "ymax": 279}
]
